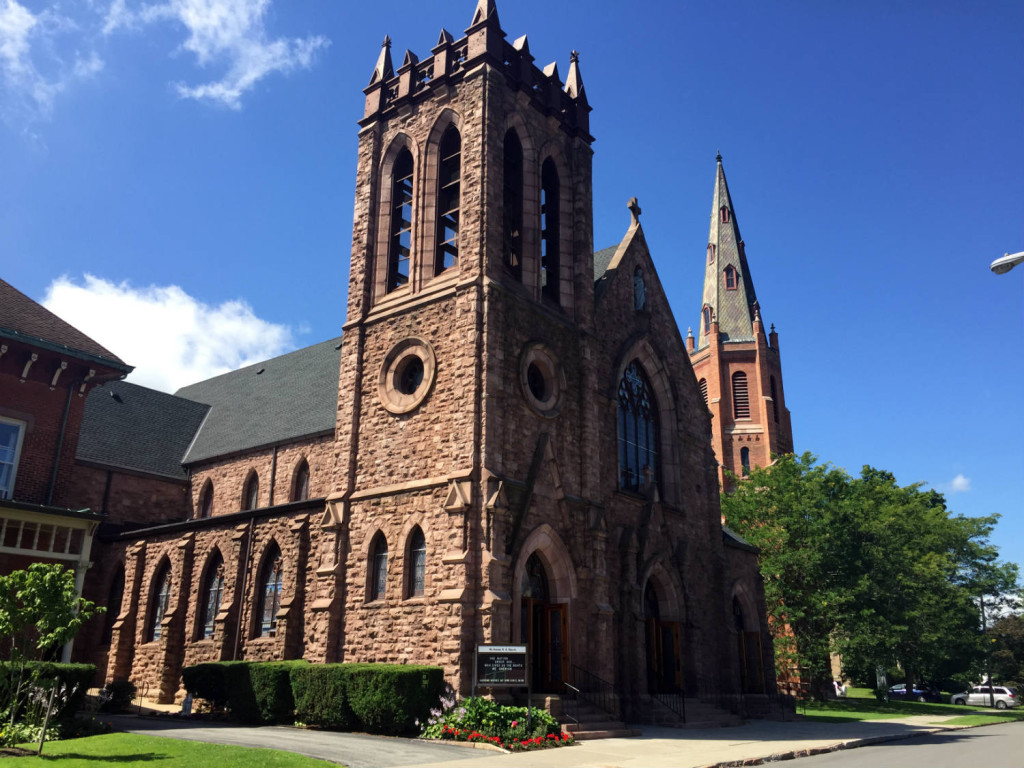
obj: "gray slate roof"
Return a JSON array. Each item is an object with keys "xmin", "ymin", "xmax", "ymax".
[
  {"xmin": 175, "ymin": 337, "xmax": 342, "ymax": 465},
  {"xmin": 77, "ymin": 381, "xmax": 209, "ymax": 479},
  {"xmin": 593, "ymin": 246, "xmax": 618, "ymax": 281}
]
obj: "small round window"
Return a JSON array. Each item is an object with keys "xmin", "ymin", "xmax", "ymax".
[
  {"xmin": 519, "ymin": 343, "xmax": 564, "ymax": 417},
  {"xmin": 379, "ymin": 338, "xmax": 436, "ymax": 415}
]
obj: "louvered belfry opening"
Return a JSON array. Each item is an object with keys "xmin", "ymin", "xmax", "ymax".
[
  {"xmin": 732, "ymin": 371, "xmax": 750, "ymax": 419},
  {"xmin": 699, "ymin": 378, "xmax": 708, "ymax": 406}
]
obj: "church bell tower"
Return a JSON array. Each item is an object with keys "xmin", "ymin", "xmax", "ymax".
[{"xmin": 688, "ymin": 156, "xmax": 793, "ymax": 489}]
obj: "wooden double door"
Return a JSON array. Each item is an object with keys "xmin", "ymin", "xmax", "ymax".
[
  {"xmin": 646, "ymin": 619, "xmax": 682, "ymax": 693},
  {"xmin": 522, "ymin": 599, "xmax": 569, "ymax": 692}
]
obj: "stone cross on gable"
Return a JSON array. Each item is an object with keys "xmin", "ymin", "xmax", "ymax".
[{"xmin": 628, "ymin": 197, "xmax": 641, "ymax": 225}]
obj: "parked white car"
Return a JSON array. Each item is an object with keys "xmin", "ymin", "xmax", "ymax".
[{"xmin": 950, "ymin": 685, "xmax": 1020, "ymax": 709}]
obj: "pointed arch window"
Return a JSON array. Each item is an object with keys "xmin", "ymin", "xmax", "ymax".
[
  {"xmin": 198, "ymin": 552, "xmax": 224, "ymax": 640},
  {"xmin": 292, "ymin": 460, "xmax": 310, "ymax": 502},
  {"xmin": 770, "ymin": 376, "xmax": 779, "ymax": 423},
  {"xmin": 387, "ymin": 148, "xmax": 414, "ymax": 291},
  {"xmin": 242, "ymin": 471, "xmax": 259, "ymax": 511},
  {"xmin": 198, "ymin": 480, "xmax": 213, "ymax": 518},
  {"xmin": 698, "ymin": 378, "xmax": 708, "ymax": 406},
  {"xmin": 740, "ymin": 447, "xmax": 751, "ymax": 476},
  {"xmin": 732, "ymin": 372, "xmax": 750, "ymax": 419},
  {"xmin": 435, "ymin": 126, "xmax": 461, "ymax": 274},
  {"xmin": 618, "ymin": 361, "xmax": 659, "ymax": 492},
  {"xmin": 258, "ymin": 546, "xmax": 283, "ymax": 637},
  {"xmin": 702, "ymin": 306, "xmax": 712, "ymax": 334},
  {"xmin": 146, "ymin": 562, "xmax": 171, "ymax": 642},
  {"xmin": 406, "ymin": 526, "xmax": 426, "ymax": 598},
  {"xmin": 369, "ymin": 532, "xmax": 388, "ymax": 601},
  {"xmin": 724, "ymin": 265, "xmax": 738, "ymax": 290},
  {"xmin": 720, "ymin": 207, "xmax": 730, "ymax": 223},
  {"xmin": 707, "ymin": 244, "xmax": 715, "ymax": 263},
  {"xmin": 541, "ymin": 157, "xmax": 560, "ymax": 304},
  {"xmin": 503, "ymin": 129, "xmax": 523, "ymax": 280}
]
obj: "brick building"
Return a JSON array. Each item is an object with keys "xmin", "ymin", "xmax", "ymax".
[
  {"xmin": 688, "ymin": 155, "xmax": 794, "ymax": 490},
  {"xmin": 3, "ymin": 1, "xmax": 782, "ymax": 724}
]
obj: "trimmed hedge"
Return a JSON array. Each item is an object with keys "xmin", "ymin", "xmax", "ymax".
[
  {"xmin": 183, "ymin": 661, "xmax": 445, "ymax": 734},
  {"xmin": 0, "ymin": 661, "xmax": 95, "ymax": 721},
  {"xmin": 343, "ymin": 664, "xmax": 445, "ymax": 735}
]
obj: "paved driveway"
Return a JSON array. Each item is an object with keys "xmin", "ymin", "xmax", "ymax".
[{"xmin": 107, "ymin": 714, "xmax": 493, "ymax": 768}]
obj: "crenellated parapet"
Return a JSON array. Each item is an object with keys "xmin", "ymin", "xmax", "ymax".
[{"xmin": 361, "ymin": 1, "xmax": 591, "ymax": 141}]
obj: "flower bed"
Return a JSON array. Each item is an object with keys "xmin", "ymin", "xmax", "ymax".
[{"xmin": 420, "ymin": 692, "xmax": 574, "ymax": 751}]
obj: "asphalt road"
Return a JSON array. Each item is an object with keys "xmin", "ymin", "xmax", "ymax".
[
  {"xmin": 791, "ymin": 721, "xmax": 1024, "ymax": 768},
  {"xmin": 106, "ymin": 715, "xmax": 491, "ymax": 768}
]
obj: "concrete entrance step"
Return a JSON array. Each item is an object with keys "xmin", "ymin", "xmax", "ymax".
[{"xmin": 569, "ymin": 727, "xmax": 642, "ymax": 740}]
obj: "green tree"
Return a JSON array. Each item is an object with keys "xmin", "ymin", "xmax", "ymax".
[
  {"xmin": 0, "ymin": 563, "xmax": 100, "ymax": 736},
  {"xmin": 989, "ymin": 614, "xmax": 1024, "ymax": 685}
]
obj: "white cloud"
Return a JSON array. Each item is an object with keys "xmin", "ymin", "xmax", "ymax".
[
  {"xmin": 937, "ymin": 473, "xmax": 971, "ymax": 494},
  {"xmin": 42, "ymin": 274, "xmax": 295, "ymax": 393},
  {"xmin": 104, "ymin": 0, "xmax": 329, "ymax": 109},
  {"xmin": 0, "ymin": 0, "xmax": 103, "ymax": 123}
]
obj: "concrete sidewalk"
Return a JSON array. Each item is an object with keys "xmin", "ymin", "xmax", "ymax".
[
  {"xmin": 401, "ymin": 716, "xmax": 1001, "ymax": 768},
  {"xmin": 108, "ymin": 712, "xmax": 1014, "ymax": 768}
]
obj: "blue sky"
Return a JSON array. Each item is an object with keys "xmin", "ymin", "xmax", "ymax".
[{"xmin": 2, "ymin": 1, "xmax": 1022, "ymax": 568}]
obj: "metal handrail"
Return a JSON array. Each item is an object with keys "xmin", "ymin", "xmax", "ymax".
[
  {"xmin": 651, "ymin": 690, "xmax": 686, "ymax": 722},
  {"xmin": 561, "ymin": 682, "xmax": 580, "ymax": 726},
  {"xmin": 569, "ymin": 664, "xmax": 620, "ymax": 720}
]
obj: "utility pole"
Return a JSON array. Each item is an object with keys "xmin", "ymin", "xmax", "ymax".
[{"xmin": 980, "ymin": 595, "xmax": 994, "ymax": 709}]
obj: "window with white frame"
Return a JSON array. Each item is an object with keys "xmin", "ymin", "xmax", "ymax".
[{"xmin": 0, "ymin": 418, "xmax": 26, "ymax": 501}]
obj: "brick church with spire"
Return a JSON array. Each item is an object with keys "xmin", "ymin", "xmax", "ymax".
[
  {"xmin": 0, "ymin": 1, "xmax": 790, "ymax": 726},
  {"xmin": 688, "ymin": 155, "xmax": 793, "ymax": 490}
]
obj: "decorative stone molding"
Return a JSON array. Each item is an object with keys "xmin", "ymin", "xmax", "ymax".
[
  {"xmin": 518, "ymin": 342, "xmax": 565, "ymax": 417},
  {"xmin": 378, "ymin": 337, "xmax": 436, "ymax": 415}
]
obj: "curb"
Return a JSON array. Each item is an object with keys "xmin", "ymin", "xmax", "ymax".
[{"xmin": 697, "ymin": 726, "xmax": 960, "ymax": 768}]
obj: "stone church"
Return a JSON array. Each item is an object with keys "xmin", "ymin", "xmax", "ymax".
[{"xmin": 1, "ymin": 1, "xmax": 791, "ymax": 723}]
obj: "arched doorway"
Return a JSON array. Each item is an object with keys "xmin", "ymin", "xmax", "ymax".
[
  {"xmin": 733, "ymin": 596, "xmax": 765, "ymax": 693},
  {"xmin": 520, "ymin": 553, "xmax": 568, "ymax": 691},
  {"xmin": 644, "ymin": 580, "xmax": 681, "ymax": 693}
]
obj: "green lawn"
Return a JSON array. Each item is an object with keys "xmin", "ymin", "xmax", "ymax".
[
  {"xmin": 4, "ymin": 733, "xmax": 340, "ymax": 768},
  {"xmin": 797, "ymin": 687, "xmax": 1024, "ymax": 725}
]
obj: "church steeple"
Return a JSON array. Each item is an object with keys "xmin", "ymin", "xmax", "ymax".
[{"xmin": 698, "ymin": 154, "xmax": 759, "ymax": 348}]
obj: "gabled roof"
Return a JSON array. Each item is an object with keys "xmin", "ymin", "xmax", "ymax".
[
  {"xmin": 0, "ymin": 279, "xmax": 130, "ymax": 371},
  {"xmin": 77, "ymin": 381, "xmax": 209, "ymax": 480},
  {"xmin": 175, "ymin": 337, "xmax": 342, "ymax": 465}
]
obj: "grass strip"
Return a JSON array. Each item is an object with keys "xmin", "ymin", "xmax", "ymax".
[{"xmin": 4, "ymin": 732, "xmax": 340, "ymax": 768}]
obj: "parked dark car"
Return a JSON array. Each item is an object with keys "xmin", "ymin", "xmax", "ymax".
[{"xmin": 887, "ymin": 683, "xmax": 942, "ymax": 702}]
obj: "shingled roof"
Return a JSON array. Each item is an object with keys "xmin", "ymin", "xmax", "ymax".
[
  {"xmin": 175, "ymin": 337, "xmax": 342, "ymax": 465},
  {"xmin": 77, "ymin": 381, "xmax": 209, "ymax": 480},
  {"xmin": 0, "ymin": 279, "xmax": 130, "ymax": 370}
]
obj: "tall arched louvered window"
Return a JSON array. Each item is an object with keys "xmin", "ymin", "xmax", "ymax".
[
  {"xmin": 770, "ymin": 376, "xmax": 779, "ymax": 423},
  {"xmin": 435, "ymin": 126, "xmax": 461, "ymax": 274},
  {"xmin": 707, "ymin": 244, "xmax": 715, "ymax": 263},
  {"xmin": 702, "ymin": 306, "xmax": 712, "ymax": 334},
  {"xmin": 720, "ymin": 206, "xmax": 730, "ymax": 223},
  {"xmin": 242, "ymin": 471, "xmax": 259, "ymax": 511},
  {"xmin": 503, "ymin": 129, "xmax": 523, "ymax": 280},
  {"xmin": 618, "ymin": 361, "xmax": 659, "ymax": 492},
  {"xmin": 146, "ymin": 562, "xmax": 171, "ymax": 642},
  {"xmin": 732, "ymin": 371, "xmax": 750, "ymax": 419},
  {"xmin": 406, "ymin": 526, "xmax": 426, "ymax": 598},
  {"xmin": 292, "ymin": 460, "xmax": 310, "ymax": 502},
  {"xmin": 198, "ymin": 552, "xmax": 224, "ymax": 640},
  {"xmin": 540, "ymin": 157, "xmax": 560, "ymax": 304},
  {"xmin": 698, "ymin": 378, "xmax": 708, "ymax": 406},
  {"xmin": 258, "ymin": 545, "xmax": 283, "ymax": 637},
  {"xmin": 198, "ymin": 480, "xmax": 213, "ymax": 518},
  {"xmin": 369, "ymin": 533, "xmax": 388, "ymax": 601},
  {"xmin": 387, "ymin": 148, "xmax": 414, "ymax": 291}
]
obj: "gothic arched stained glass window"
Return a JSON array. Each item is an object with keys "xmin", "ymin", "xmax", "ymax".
[
  {"xmin": 258, "ymin": 546, "xmax": 283, "ymax": 637},
  {"xmin": 618, "ymin": 361, "xmax": 659, "ymax": 492}
]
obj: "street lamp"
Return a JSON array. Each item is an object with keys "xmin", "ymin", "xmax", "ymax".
[{"xmin": 990, "ymin": 251, "xmax": 1024, "ymax": 274}]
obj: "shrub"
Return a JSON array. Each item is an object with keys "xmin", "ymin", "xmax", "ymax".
[
  {"xmin": 291, "ymin": 664, "xmax": 353, "ymax": 730},
  {"xmin": 0, "ymin": 662, "xmax": 95, "ymax": 722},
  {"xmin": 181, "ymin": 662, "xmax": 236, "ymax": 710},
  {"xmin": 98, "ymin": 679, "xmax": 136, "ymax": 713},
  {"xmin": 247, "ymin": 661, "xmax": 306, "ymax": 724},
  {"xmin": 344, "ymin": 664, "xmax": 445, "ymax": 735},
  {"xmin": 420, "ymin": 693, "xmax": 570, "ymax": 750}
]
